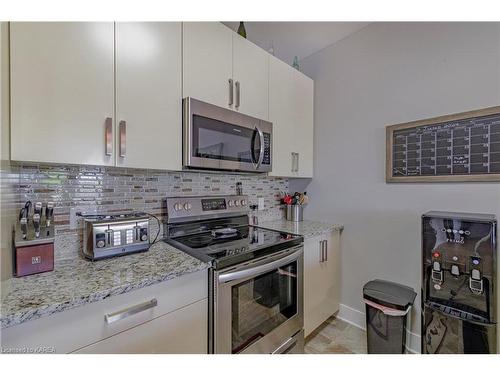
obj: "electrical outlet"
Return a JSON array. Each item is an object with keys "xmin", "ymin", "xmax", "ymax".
[
  {"xmin": 69, "ymin": 206, "xmax": 97, "ymax": 230},
  {"xmin": 258, "ymin": 197, "xmax": 265, "ymax": 211}
]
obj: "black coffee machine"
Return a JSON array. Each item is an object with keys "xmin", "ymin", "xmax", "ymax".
[{"xmin": 422, "ymin": 211, "xmax": 497, "ymax": 354}]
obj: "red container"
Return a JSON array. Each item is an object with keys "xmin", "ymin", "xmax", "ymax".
[{"xmin": 15, "ymin": 243, "xmax": 54, "ymax": 277}]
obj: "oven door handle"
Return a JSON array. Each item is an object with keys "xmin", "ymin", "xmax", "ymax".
[
  {"xmin": 218, "ymin": 248, "xmax": 302, "ymax": 284},
  {"xmin": 271, "ymin": 335, "xmax": 299, "ymax": 354},
  {"xmin": 256, "ymin": 125, "xmax": 265, "ymax": 169}
]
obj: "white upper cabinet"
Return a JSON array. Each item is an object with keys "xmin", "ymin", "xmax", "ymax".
[
  {"xmin": 292, "ymin": 69, "xmax": 314, "ymax": 178},
  {"xmin": 10, "ymin": 22, "xmax": 115, "ymax": 166},
  {"xmin": 115, "ymin": 22, "xmax": 182, "ymax": 170},
  {"xmin": 182, "ymin": 22, "xmax": 269, "ymax": 120},
  {"xmin": 269, "ymin": 55, "xmax": 314, "ymax": 178},
  {"xmin": 232, "ymin": 33, "xmax": 269, "ymax": 120},
  {"xmin": 269, "ymin": 56, "xmax": 295, "ymax": 177},
  {"xmin": 182, "ymin": 22, "xmax": 233, "ymax": 109},
  {"xmin": 10, "ymin": 21, "xmax": 311, "ymax": 172}
]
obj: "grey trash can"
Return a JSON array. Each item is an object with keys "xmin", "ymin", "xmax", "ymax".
[{"xmin": 363, "ymin": 279, "xmax": 417, "ymax": 354}]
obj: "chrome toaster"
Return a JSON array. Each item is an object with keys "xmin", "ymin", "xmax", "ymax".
[{"xmin": 82, "ymin": 213, "xmax": 150, "ymax": 260}]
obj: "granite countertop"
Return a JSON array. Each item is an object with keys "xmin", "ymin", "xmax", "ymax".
[
  {"xmin": 0, "ymin": 241, "xmax": 209, "ymax": 329},
  {"xmin": 259, "ymin": 219, "xmax": 344, "ymax": 238}
]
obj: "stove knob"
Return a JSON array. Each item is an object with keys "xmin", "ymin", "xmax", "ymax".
[
  {"xmin": 228, "ymin": 200, "xmax": 234, "ymax": 207},
  {"xmin": 235, "ymin": 200, "xmax": 241, "ymax": 207},
  {"xmin": 184, "ymin": 202, "xmax": 192, "ymax": 210},
  {"xmin": 241, "ymin": 199, "xmax": 247, "ymax": 206},
  {"xmin": 174, "ymin": 203, "xmax": 183, "ymax": 211},
  {"xmin": 96, "ymin": 240, "xmax": 105, "ymax": 248}
]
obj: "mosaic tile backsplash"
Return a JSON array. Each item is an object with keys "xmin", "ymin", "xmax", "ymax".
[{"xmin": 9, "ymin": 163, "xmax": 288, "ymax": 262}]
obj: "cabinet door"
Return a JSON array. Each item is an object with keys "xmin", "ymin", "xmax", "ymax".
[
  {"xmin": 292, "ymin": 70, "xmax": 314, "ymax": 178},
  {"xmin": 304, "ymin": 232, "xmax": 340, "ymax": 337},
  {"xmin": 232, "ymin": 33, "xmax": 269, "ymax": 120},
  {"xmin": 115, "ymin": 22, "xmax": 182, "ymax": 170},
  {"xmin": 10, "ymin": 22, "xmax": 115, "ymax": 166},
  {"xmin": 323, "ymin": 231, "xmax": 341, "ymax": 320},
  {"xmin": 182, "ymin": 22, "xmax": 233, "ymax": 109},
  {"xmin": 268, "ymin": 56, "xmax": 295, "ymax": 177},
  {"xmin": 73, "ymin": 299, "xmax": 207, "ymax": 354}
]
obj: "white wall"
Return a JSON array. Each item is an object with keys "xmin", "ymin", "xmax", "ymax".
[{"xmin": 299, "ymin": 22, "xmax": 500, "ymax": 349}]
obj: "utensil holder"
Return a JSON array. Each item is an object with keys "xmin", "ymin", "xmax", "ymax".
[{"xmin": 286, "ymin": 205, "xmax": 304, "ymax": 222}]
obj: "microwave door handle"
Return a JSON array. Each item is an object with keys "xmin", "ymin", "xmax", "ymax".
[
  {"xmin": 256, "ymin": 126, "xmax": 265, "ymax": 168},
  {"xmin": 218, "ymin": 248, "xmax": 302, "ymax": 284}
]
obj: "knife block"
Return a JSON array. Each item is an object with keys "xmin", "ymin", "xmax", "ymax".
[
  {"xmin": 13, "ymin": 223, "xmax": 55, "ymax": 277},
  {"xmin": 15, "ymin": 242, "xmax": 54, "ymax": 277}
]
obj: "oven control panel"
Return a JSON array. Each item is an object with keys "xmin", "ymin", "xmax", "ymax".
[{"xmin": 166, "ymin": 195, "xmax": 249, "ymax": 222}]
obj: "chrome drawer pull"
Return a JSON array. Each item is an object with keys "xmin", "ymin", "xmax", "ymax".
[{"xmin": 104, "ymin": 298, "xmax": 157, "ymax": 324}]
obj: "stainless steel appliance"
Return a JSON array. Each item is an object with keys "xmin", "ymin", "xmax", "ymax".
[
  {"xmin": 83, "ymin": 213, "xmax": 150, "ymax": 260},
  {"xmin": 165, "ymin": 195, "xmax": 304, "ymax": 354},
  {"xmin": 422, "ymin": 211, "xmax": 497, "ymax": 354},
  {"xmin": 183, "ymin": 98, "xmax": 272, "ymax": 173}
]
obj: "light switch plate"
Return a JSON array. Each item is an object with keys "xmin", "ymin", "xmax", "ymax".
[
  {"xmin": 258, "ymin": 197, "xmax": 265, "ymax": 211},
  {"xmin": 69, "ymin": 206, "xmax": 97, "ymax": 230}
]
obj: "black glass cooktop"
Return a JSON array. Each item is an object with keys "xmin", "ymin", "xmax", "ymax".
[{"xmin": 166, "ymin": 225, "xmax": 303, "ymax": 269}]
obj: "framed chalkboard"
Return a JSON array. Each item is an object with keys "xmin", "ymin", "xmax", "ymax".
[{"xmin": 386, "ymin": 106, "xmax": 500, "ymax": 182}]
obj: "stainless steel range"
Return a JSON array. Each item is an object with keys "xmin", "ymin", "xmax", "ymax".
[{"xmin": 164, "ymin": 195, "xmax": 304, "ymax": 354}]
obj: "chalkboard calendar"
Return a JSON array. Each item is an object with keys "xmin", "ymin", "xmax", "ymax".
[{"xmin": 386, "ymin": 106, "xmax": 500, "ymax": 182}]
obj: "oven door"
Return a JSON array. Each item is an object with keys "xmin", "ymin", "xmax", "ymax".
[
  {"xmin": 214, "ymin": 246, "xmax": 303, "ymax": 354},
  {"xmin": 183, "ymin": 97, "xmax": 272, "ymax": 172}
]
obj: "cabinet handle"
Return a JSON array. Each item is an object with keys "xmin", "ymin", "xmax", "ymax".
[
  {"xmin": 105, "ymin": 117, "xmax": 113, "ymax": 156},
  {"xmin": 228, "ymin": 78, "xmax": 234, "ymax": 106},
  {"xmin": 105, "ymin": 298, "xmax": 157, "ymax": 324},
  {"xmin": 296, "ymin": 152, "xmax": 300, "ymax": 173},
  {"xmin": 319, "ymin": 240, "xmax": 324, "ymax": 262},
  {"xmin": 324, "ymin": 240, "xmax": 328, "ymax": 262},
  {"xmin": 235, "ymin": 81, "xmax": 240, "ymax": 108},
  {"xmin": 291, "ymin": 152, "xmax": 298, "ymax": 173},
  {"xmin": 119, "ymin": 120, "xmax": 127, "ymax": 158}
]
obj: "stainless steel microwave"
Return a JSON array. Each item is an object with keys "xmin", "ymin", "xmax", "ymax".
[{"xmin": 183, "ymin": 98, "xmax": 272, "ymax": 173}]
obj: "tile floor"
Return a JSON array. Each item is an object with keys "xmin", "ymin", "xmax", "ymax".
[{"xmin": 305, "ymin": 315, "xmax": 367, "ymax": 354}]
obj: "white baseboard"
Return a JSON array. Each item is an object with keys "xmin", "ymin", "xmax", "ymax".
[{"xmin": 337, "ymin": 303, "xmax": 421, "ymax": 354}]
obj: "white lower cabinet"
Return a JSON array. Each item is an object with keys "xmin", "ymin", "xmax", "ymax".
[
  {"xmin": 304, "ymin": 231, "xmax": 341, "ymax": 337},
  {"xmin": 0, "ymin": 270, "xmax": 208, "ymax": 353},
  {"xmin": 73, "ymin": 299, "xmax": 207, "ymax": 354}
]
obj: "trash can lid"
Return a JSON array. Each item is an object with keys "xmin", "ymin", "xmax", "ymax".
[{"xmin": 363, "ymin": 279, "xmax": 417, "ymax": 311}]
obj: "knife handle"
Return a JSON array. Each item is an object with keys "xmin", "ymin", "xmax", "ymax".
[
  {"xmin": 34, "ymin": 201, "xmax": 43, "ymax": 216},
  {"xmin": 20, "ymin": 217, "xmax": 28, "ymax": 239},
  {"xmin": 33, "ymin": 214, "xmax": 41, "ymax": 238},
  {"xmin": 46, "ymin": 202, "xmax": 54, "ymax": 226},
  {"xmin": 24, "ymin": 201, "xmax": 32, "ymax": 217}
]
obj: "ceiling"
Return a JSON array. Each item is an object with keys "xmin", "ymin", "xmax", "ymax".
[{"xmin": 223, "ymin": 22, "xmax": 369, "ymax": 65}]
